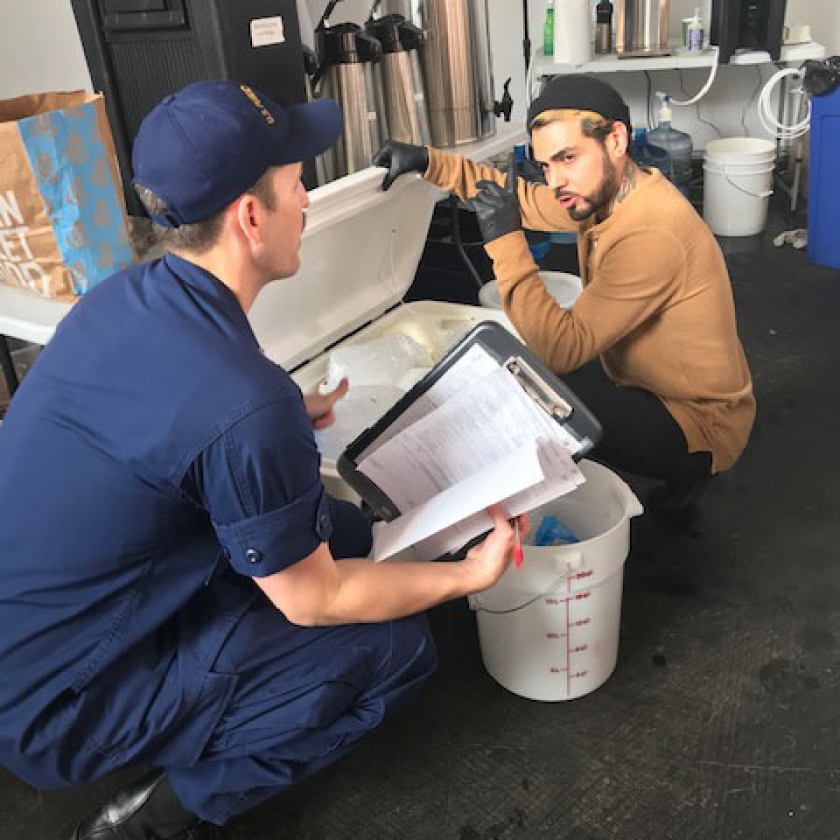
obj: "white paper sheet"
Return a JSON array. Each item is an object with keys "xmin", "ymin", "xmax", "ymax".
[
  {"xmin": 358, "ymin": 361, "xmax": 581, "ymax": 512},
  {"xmin": 372, "ymin": 438, "xmax": 584, "ymax": 562},
  {"xmin": 371, "ymin": 444, "xmax": 543, "ymax": 562}
]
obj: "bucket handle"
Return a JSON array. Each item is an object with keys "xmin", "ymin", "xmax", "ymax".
[
  {"xmin": 721, "ymin": 167, "xmax": 773, "ymax": 200},
  {"xmin": 468, "ymin": 550, "xmax": 583, "ymax": 615}
]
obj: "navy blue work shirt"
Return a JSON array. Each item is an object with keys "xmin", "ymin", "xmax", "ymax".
[{"xmin": 0, "ymin": 254, "xmax": 334, "ymax": 786}]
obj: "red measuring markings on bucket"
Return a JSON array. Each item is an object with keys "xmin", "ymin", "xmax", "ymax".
[
  {"xmin": 545, "ymin": 590, "xmax": 591, "ymax": 605},
  {"xmin": 548, "ymin": 667, "xmax": 589, "ymax": 680}
]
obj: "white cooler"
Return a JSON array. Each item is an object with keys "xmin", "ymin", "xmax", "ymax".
[{"xmin": 248, "ymin": 125, "xmax": 525, "ymax": 503}]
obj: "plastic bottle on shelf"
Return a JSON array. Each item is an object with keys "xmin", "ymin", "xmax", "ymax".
[
  {"xmin": 595, "ymin": 0, "xmax": 613, "ymax": 55},
  {"xmin": 647, "ymin": 94, "xmax": 694, "ymax": 197},
  {"xmin": 632, "ymin": 128, "xmax": 671, "ymax": 178},
  {"xmin": 686, "ymin": 8, "xmax": 704, "ymax": 52},
  {"xmin": 543, "ymin": 3, "xmax": 554, "ymax": 57}
]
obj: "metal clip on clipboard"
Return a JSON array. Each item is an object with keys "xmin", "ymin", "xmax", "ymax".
[{"xmin": 505, "ymin": 355, "xmax": 573, "ymax": 422}]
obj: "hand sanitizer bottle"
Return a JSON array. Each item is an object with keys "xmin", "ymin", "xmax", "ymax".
[{"xmin": 687, "ymin": 8, "xmax": 704, "ymax": 52}]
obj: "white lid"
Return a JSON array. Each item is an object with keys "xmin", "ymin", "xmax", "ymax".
[
  {"xmin": 656, "ymin": 92, "xmax": 672, "ymax": 123},
  {"xmin": 249, "ymin": 122, "xmax": 527, "ymax": 371},
  {"xmin": 249, "ymin": 168, "xmax": 437, "ymax": 371}
]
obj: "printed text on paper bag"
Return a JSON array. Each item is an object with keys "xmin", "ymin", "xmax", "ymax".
[{"xmin": 0, "ymin": 191, "xmax": 50, "ymax": 296}]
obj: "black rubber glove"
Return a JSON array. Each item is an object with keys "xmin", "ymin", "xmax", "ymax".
[
  {"xmin": 372, "ymin": 141, "xmax": 429, "ymax": 191},
  {"xmin": 468, "ymin": 152, "xmax": 522, "ymax": 244}
]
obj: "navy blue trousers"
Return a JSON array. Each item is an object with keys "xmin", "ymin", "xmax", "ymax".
[{"xmin": 167, "ymin": 498, "xmax": 438, "ymax": 825}]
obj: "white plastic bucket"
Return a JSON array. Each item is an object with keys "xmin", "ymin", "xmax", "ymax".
[
  {"xmin": 702, "ymin": 138, "xmax": 776, "ymax": 237},
  {"xmin": 470, "ymin": 460, "xmax": 643, "ymax": 702},
  {"xmin": 478, "ymin": 271, "xmax": 582, "ymax": 311}
]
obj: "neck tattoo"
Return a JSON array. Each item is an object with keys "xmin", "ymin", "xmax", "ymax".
[{"xmin": 615, "ymin": 161, "xmax": 637, "ymax": 204}]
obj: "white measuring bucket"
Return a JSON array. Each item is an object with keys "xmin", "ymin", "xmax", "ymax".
[
  {"xmin": 470, "ymin": 460, "xmax": 643, "ymax": 702},
  {"xmin": 702, "ymin": 137, "xmax": 776, "ymax": 237}
]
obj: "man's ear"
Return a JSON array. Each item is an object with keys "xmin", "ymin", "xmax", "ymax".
[
  {"xmin": 609, "ymin": 122, "xmax": 630, "ymax": 159},
  {"xmin": 233, "ymin": 193, "xmax": 264, "ymax": 246}
]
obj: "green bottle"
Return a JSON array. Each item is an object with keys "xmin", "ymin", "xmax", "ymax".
[{"xmin": 544, "ymin": 5, "xmax": 554, "ymax": 57}]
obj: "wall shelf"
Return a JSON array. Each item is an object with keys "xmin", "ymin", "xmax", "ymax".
[{"xmin": 533, "ymin": 41, "xmax": 827, "ymax": 77}]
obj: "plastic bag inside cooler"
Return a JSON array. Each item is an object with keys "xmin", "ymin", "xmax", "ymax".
[{"xmin": 292, "ymin": 301, "xmax": 512, "ymax": 494}]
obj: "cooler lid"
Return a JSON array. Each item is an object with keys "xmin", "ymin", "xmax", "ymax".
[{"xmin": 248, "ymin": 122, "xmax": 527, "ymax": 371}]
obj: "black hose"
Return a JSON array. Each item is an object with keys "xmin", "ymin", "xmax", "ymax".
[
  {"xmin": 449, "ymin": 198, "xmax": 486, "ymax": 292},
  {"xmin": 522, "ymin": 0, "xmax": 531, "ymax": 77}
]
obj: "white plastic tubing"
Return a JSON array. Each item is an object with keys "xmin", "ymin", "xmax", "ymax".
[
  {"xmin": 758, "ymin": 66, "xmax": 812, "ymax": 140},
  {"xmin": 667, "ymin": 45, "xmax": 720, "ymax": 106}
]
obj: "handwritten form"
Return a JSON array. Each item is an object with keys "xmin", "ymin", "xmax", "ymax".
[{"xmin": 358, "ymin": 345, "xmax": 585, "ymax": 562}]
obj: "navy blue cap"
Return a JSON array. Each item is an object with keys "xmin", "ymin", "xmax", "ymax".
[{"xmin": 132, "ymin": 81, "xmax": 342, "ymax": 228}]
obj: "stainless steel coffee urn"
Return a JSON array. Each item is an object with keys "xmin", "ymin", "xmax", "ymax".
[
  {"xmin": 312, "ymin": 4, "xmax": 384, "ymax": 182},
  {"xmin": 365, "ymin": 12, "xmax": 431, "ymax": 146},
  {"xmin": 615, "ymin": 0, "xmax": 670, "ymax": 58},
  {"xmin": 380, "ymin": 0, "xmax": 508, "ymax": 147}
]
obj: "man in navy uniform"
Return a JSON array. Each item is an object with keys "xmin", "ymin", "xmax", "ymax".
[{"xmin": 0, "ymin": 81, "xmax": 521, "ymax": 839}]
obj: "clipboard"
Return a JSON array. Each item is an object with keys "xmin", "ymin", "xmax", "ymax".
[{"xmin": 336, "ymin": 321, "xmax": 603, "ymax": 521}]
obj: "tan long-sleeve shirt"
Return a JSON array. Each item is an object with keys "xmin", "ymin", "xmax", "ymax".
[{"xmin": 425, "ymin": 148, "xmax": 755, "ymax": 473}]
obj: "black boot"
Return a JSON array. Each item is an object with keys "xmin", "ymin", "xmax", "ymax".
[
  {"xmin": 67, "ymin": 771, "xmax": 204, "ymax": 839},
  {"xmin": 648, "ymin": 474, "xmax": 713, "ymax": 533}
]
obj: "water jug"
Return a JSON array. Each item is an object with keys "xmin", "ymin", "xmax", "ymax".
[
  {"xmin": 365, "ymin": 13, "xmax": 431, "ymax": 145},
  {"xmin": 632, "ymin": 128, "xmax": 670, "ymax": 178},
  {"xmin": 312, "ymin": 6, "xmax": 384, "ymax": 182},
  {"xmin": 647, "ymin": 95, "xmax": 693, "ymax": 196}
]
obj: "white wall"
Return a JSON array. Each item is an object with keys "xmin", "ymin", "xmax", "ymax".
[
  {"xmin": 0, "ymin": 0, "xmax": 92, "ymax": 98},
  {"xmin": 786, "ymin": 0, "xmax": 840, "ymax": 54},
  {"xmin": 1, "ymin": 0, "xmax": 836, "ymax": 148}
]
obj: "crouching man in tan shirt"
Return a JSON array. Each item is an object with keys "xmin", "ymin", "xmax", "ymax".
[{"xmin": 374, "ymin": 75, "xmax": 755, "ymax": 518}]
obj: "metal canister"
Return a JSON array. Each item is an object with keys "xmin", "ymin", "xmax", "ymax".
[
  {"xmin": 615, "ymin": 0, "xmax": 670, "ymax": 57},
  {"xmin": 365, "ymin": 14, "xmax": 431, "ymax": 145},
  {"xmin": 380, "ymin": 0, "xmax": 498, "ymax": 147},
  {"xmin": 313, "ymin": 23, "xmax": 383, "ymax": 182}
]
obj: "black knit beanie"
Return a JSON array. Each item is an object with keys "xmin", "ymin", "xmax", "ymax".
[{"xmin": 527, "ymin": 75, "xmax": 632, "ymax": 134}]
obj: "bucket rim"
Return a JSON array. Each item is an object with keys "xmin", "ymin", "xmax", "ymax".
[
  {"xmin": 704, "ymin": 137, "xmax": 776, "ymax": 160},
  {"xmin": 702, "ymin": 160, "xmax": 776, "ymax": 172},
  {"xmin": 527, "ymin": 459, "xmax": 642, "ymax": 551}
]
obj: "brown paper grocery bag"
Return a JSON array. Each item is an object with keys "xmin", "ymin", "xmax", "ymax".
[{"xmin": 0, "ymin": 91, "xmax": 134, "ymax": 301}]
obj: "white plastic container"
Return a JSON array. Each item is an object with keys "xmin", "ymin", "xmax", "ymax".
[
  {"xmin": 248, "ymin": 124, "xmax": 525, "ymax": 502},
  {"xmin": 470, "ymin": 460, "xmax": 643, "ymax": 702},
  {"xmin": 553, "ymin": 0, "xmax": 592, "ymax": 66},
  {"xmin": 703, "ymin": 137, "xmax": 776, "ymax": 237},
  {"xmin": 478, "ymin": 270, "xmax": 582, "ymax": 311}
]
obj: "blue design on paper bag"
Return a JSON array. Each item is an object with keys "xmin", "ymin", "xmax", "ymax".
[{"xmin": 19, "ymin": 101, "xmax": 133, "ymax": 294}]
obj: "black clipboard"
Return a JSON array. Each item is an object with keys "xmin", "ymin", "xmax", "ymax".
[{"xmin": 336, "ymin": 321, "xmax": 603, "ymax": 522}]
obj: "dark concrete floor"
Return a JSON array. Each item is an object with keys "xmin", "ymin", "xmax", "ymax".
[{"xmin": 3, "ymin": 197, "xmax": 840, "ymax": 839}]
